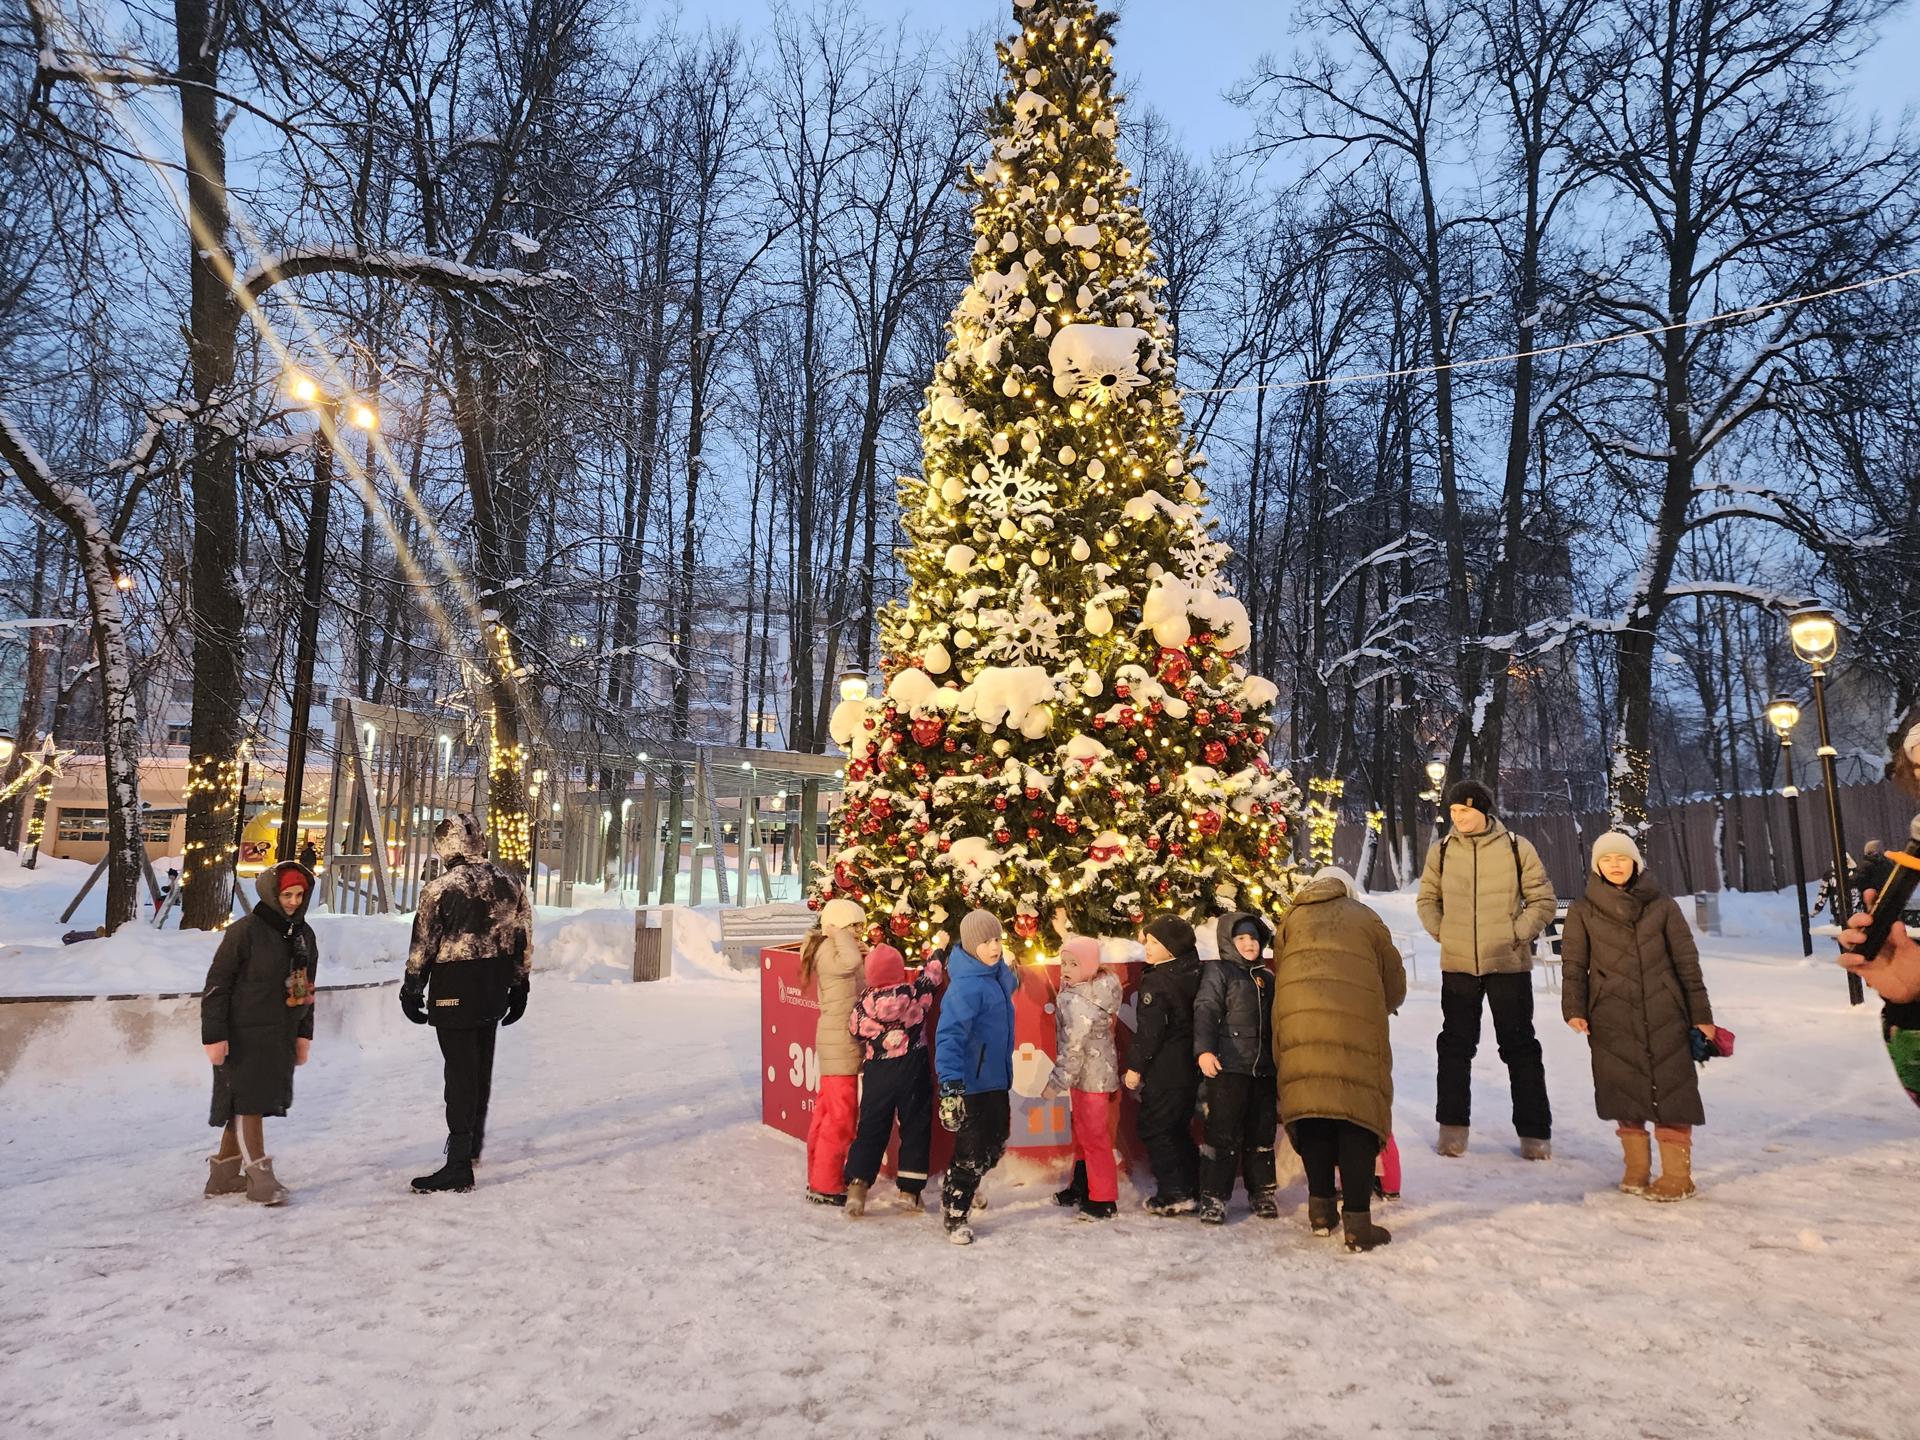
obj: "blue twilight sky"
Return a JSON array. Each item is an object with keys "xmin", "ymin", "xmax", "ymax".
[{"xmin": 673, "ymin": 0, "xmax": 1920, "ymax": 152}]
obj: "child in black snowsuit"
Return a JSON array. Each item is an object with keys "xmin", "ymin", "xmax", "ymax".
[
  {"xmin": 1194, "ymin": 911, "xmax": 1280, "ymax": 1223},
  {"xmin": 1125, "ymin": 913, "xmax": 1205, "ymax": 1215},
  {"xmin": 843, "ymin": 943, "xmax": 945, "ymax": 1216}
]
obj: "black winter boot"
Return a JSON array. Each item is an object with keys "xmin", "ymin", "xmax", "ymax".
[
  {"xmin": 1077, "ymin": 1198, "xmax": 1117, "ymax": 1221},
  {"xmin": 1307, "ymin": 1196, "xmax": 1339, "ymax": 1236},
  {"xmin": 1196, "ymin": 1194, "xmax": 1228, "ymax": 1225},
  {"xmin": 412, "ymin": 1134, "xmax": 475, "ymax": 1193},
  {"xmin": 1342, "ymin": 1210, "xmax": 1392, "ymax": 1252},
  {"xmin": 1250, "ymin": 1189, "xmax": 1280, "ymax": 1220},
  {"xmin": 1054, "ymin": 1160, "xmax": 1088, "ymax": 1207}
]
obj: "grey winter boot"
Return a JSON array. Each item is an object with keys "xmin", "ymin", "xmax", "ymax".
[
  {"xmin": 844, "ymin": 1179, "xmax": 870, "ymax": 1218},
  {"xmin": 1520, "ymin": 1136, "xmax": 1553, "ymax": 1161},
  {"xmin": 244, "ymin": 1157, "xmax": 290, "ymax": 1206},
  {"xmin": 204, "ymin": 1154, "xmax": 246, "ymax": 1197},
  {"xmin": 1342, "ymin": 1211, "xmax": 1392, "ymax": 1252},
  {"xmin": 1436, "ymin": 1125, "xmax": 1469, "ymax": 1157},
  {"xmin": 411, "ymin": 1134, "xmax": 475, "ymax": 1193},
  {"xmin": 1307, "ymin": 1196, "xmax": 1339, "ymax": 1237}
]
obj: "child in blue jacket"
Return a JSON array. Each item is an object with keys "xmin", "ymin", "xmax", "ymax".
[{"xmin": 935, "ymin": 909, "xmax": 1017, "ymax": 1246}]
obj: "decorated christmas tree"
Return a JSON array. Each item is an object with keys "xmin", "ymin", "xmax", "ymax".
[{"xmin": 820, "ymin": 0, "xmax": 1299, "ymax": 960}]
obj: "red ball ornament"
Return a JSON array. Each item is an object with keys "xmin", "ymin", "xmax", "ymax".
[
  {"xmin": 1197, "ymin": 809, "xmax": 1223, "ymax": 837},
  {"xmin": 1109, "ymin": 788, "xmax": 1125, "ymax": 801},
  {"xmin": 994, "ymin": 828, "xmax": 1012, "ymax": 845},
  {"xmin": 937, "ymin": 837, "xmax": 953, "ymax": 853},
  {"xmin": 1195, "ymin": 709, "xmax": 1213, "ymax": 725},
  {"xmin": 1026, "ymin": 826, "xmax": 1041, "ymax": 840},
  {"xmin": 914, "ymin": 820, "xmax": 930, "ymax": 835},
  {"xmin": 863, "ymin": 717, "xmax": 877, "ymax": 730},
  {"xmin": 1198, "ymin": 631, "xmax": 1217, "ymax": 646},
  {"xmin": 1025, "ymin": 786, "xmax": 1041, "ymax": 800},
  {"xmin": 1115, "ymin": 683, "xmax": 1131, "ymax": 699},
  {"xmin": 1093, "ymin": 717, "xmax": 1108, "ymax": 731},
  {"xmin": 1060, "ymin": 817, "xmax": 1079, "ymax": 834},
  {"xmin": 1148, "ymin": 778, "xmax": 1163, "ymax": 794},
  {"xmin": 889, "ymin": 914, "xmax": 912, "ymax": 937},
  {"xmin": 1169, "ymin": 842, "xmax": 1184, "ymax": 857},
  {"xmin": 943, "ymin": 738, "xmax": 958, "ymax": 753},
  {"xmin": 1204, "ymin": 741, "xmax": 1228, "ymax": 767},
  {"xmin": 993, "ymin": 796, "xmax": 1008, "ymax": 812},
  {"xmin": 1157, "ymin": 879, "xmax": 1172, "ymax": 895},
  {"xmin": 848, "ymin": 759, "xmax": 869, "ymax": 781},
  {"xmin": 1129, "ymin": 911, "xmax": 1145, "ymax": 925},
  {"xmin": 911, "ymin": 716, "xmax": 944, "ymax": 747},
  {"xmin": 1229, "ymin": 709, "xmax": 1243, "ymax": 723},
  {"xmin": 1145, "ymin": 835, "xmax": 1162, "ymax": 852},
  {"xmin": 1119, "ymin": 707, "xmax": 1137, "ymax": 727},
  {"xmin": 1134, "ymin": 747, "xmax": 1148, "ymax": 761},
  {"xmin": 807, "ymin": 896, "xmax": 822, "ymax": 911},
  {"xmin": 1014, "ymin": 912, "xmax": 1040, "ymax": 940}
]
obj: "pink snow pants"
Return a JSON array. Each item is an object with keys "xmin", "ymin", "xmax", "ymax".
[
  {"xmin": 1377, "ymin": 1134, "xmax": 1402, "ymax": 1193},
  {"xmin": 807, "ymin": 1074, "xmax": 859, "ymax": 1195},
  {"xmin": 1071, "ymin": 1089, "xmax": 1119, "ymax": 1203}
]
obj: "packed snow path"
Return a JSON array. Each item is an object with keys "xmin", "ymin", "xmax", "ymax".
[{"xmin": 3, "ymin": 894, "xmax": 1916, "ymax": 1438}]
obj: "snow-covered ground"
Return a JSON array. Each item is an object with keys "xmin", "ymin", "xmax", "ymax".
[{"xmin": 1, "ymin": 864, "xmax": 1916, "ymax": 1438}]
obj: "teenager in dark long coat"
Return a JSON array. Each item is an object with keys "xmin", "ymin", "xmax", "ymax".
[
  {"xmin": 1562, "ymin": 832, "xmax": 1716, "ymax": 1202},
  {"xmin": 200, "ymin": 861, "xmax": 319, "ymax": 1205}
]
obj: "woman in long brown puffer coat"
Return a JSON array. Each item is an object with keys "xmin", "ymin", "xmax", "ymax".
[
  {"xmin": 200, "ymin": 861, "xmax": 319, "ymax": 1206},
  {"xmin": 1271, "ymin": 867, "xmax": 1406, "ymax": 1252},
  {"xmin": 1561, "ymin": 832, "xmax": 1716, "ymax": 1203}
]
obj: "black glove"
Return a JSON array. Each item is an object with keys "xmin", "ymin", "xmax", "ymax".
[
  {"xmin": 938, "ymin": 1082, "xmax": 967, "ymax": 1134},
  {"xmin": 502, "ymin": 981, "xmax": 530, "ymax": 1026},
  {"xmin": 1688, "ymin": 1026, "xmax": 1715, "ymax": 1063},
  {"xmin": 399, "ymin": 977, "xmax": 429, "ymax": 1026}
]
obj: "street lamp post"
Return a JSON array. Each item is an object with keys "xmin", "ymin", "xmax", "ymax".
[
  {"xmin": 1788, "ymin": 607, "xmax": 1864, "ymax": 1005},
  {"xmin": 277, "ymin": 372, "xmax": 376, "ymax": 863},
  {"xmin": 1767, "ymin": 697, "xmax": 1813, "ymax": 957}
]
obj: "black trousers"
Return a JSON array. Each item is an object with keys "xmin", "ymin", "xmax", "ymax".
[
  {"xmin": 1136, "ymin": 1071, "xmax": 1201, "ymax": 1200},
  {"xmin": 1199, "ymin": 1072, "xmax": 1279, "ymax": 1200},
  {"xmin": 436, "ymin": 1022, "xmax": 498, "ymax": 1142},
  {"xmin": 941, "ymin": 1089, "xmax": 1011, "ymax": 1222},
  {"xmin": 844, "ymin": 1054, "xmax": 934, "ymax": 1192},
  {"xmin": 1290, "ymin": 1117, "xmax": 1380, "ymax": 1213},
  {"xmin": 1436, "ymin": 971, "xmax": 1552, "ymax": 1139}
]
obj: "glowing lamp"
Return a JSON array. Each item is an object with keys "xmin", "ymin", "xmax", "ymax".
[
  {"xmin": 1787, "ymin": 608, "xmax": 1838, "ymax": 665},
  {"xmin": 287, "ymin": 371, "xmax": 321, "ymax": 404},
  {"xmin": 1765, "ymin": 698, "xmax": 1801, "ymax": 735},
  {"xmin": 838, "ymin": 670, "xmax": 869, "ymax": 704}
]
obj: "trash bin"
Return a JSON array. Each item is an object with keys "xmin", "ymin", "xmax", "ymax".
[{"xmin": 1693, "ymin": 891, "xmax": 1722, "ymax": 936}]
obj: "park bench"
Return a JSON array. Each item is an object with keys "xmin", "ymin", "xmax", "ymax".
[{"xmin": 716, "ymin": 903, "xmax": 819, "ymax": 972}]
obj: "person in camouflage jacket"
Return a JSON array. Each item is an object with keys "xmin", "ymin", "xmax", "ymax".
[{"xmin": 399, "ymin": 813, "xmax": 534, "ymax": 1193}]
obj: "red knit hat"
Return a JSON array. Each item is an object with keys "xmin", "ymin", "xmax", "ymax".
[
  {"xmin": 864, "ymin": 944, "xmax": 906, "ymax": 989},
  {"xmin": 274, "ymin": 863, "xmax": 308, "ymax": 896}
]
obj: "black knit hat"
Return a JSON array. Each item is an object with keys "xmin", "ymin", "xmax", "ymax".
[
  {"xmin": 1144, "ymin": 913, "xmax": 1197, "ymax": 959},
  {"xmin": 1446, "ymin": 779, "xmax": 1495, "ymax": 816},
  {"xmin": 1230, "ymin": 914, "xmax": 1273, "ymax": 948}
]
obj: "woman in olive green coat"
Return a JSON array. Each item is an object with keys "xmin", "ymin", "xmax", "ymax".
[{"xmin": 1271, "ymin": 867, "xmax": 1406, "ymax": 1250}]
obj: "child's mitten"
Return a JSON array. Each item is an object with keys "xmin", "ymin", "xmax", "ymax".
[{"xmin": 939, "ymin": 1081, "xmax": 967, "ymax": 1133}]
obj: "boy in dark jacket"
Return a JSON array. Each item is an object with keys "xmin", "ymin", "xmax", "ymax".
[
  {"xmin": 1125, "ymin": 913, "xmax": 1205, "ymax": 1215},
  {"xmin": 935, "ymin": 910, "xmax": 1017, "ymax": 1245},
  {"xmin": 399, "ymin": 814, "xmax": 534, "ymax": 1193},
  {"xmin": 1194, "ymin": 911, "xmax": 1279, "ymax": 1224},
  {"xmin": 843, "ymin": 943, "xmax": 945, "ymax": 1216},
  {"xmin": 200, "ymin": 861, "xmax": 319, "ymax": 1206}
]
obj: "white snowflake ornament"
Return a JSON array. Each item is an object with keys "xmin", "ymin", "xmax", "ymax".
[{"xmin": 1048, "ymin": 324, "xmax": 1151, "ymax": 406}]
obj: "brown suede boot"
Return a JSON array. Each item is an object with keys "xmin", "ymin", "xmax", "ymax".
[
  {"xmin": 204, "ymin": 1155, "xmax": 246, "ymax": 1197},
  {"xmin": 844, "ymin": 1179, "xmax": 869, "ymax": 1218},
  {"xmin": 244, "ymin": 1157, "xmax": 290, "ymax": 1206},
  {"xmin": 1646, "ymin": 1140, "xmax": 1695, "ymax": 1202},
  {"xmin": 1617, "ymin": 1130, "xmax": 1652, "ymax": 1195}
]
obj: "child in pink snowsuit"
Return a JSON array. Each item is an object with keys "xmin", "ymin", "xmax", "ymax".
[
  {"xmin": 842, "ymin": 944, "xmax": 945, "ymax": 1216},
  {"xmin": 1046, "ymin": 935, "xmax": 1123, "ymax": 1220}
]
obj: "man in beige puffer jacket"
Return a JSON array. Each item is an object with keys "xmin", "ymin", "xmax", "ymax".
[{"xmin": 1417, "ymin": 780, "xmax": 1558, "ymax": 1160}]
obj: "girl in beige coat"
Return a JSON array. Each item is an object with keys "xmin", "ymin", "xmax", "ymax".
[{"xmin": 803, "ymin": 898, "xmax": 868, "ymax": 1204}]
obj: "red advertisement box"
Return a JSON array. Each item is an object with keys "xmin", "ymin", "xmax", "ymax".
[{"xmin": 760, "ymin": 944, "xmax": 1147, "ymax": 1183}]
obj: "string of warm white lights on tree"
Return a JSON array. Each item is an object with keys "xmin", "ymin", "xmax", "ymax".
[{"xmin": 815, "ymin": 0, "xmax": 1299, "ymax": 960}]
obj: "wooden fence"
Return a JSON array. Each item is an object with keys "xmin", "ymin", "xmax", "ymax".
[{"xmin": 1331, "ymin": 780, "xmax": 1914, "ymax": 900}]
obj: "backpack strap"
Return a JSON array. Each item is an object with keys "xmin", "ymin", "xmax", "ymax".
[{"xmin": 1510, "ymin": 832, "xmax": 1522, "ymax": 903}]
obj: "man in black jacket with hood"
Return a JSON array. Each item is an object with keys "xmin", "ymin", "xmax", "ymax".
[
  {"xmin": 401, "ymin": 813, "xmax": 534, "ymax": 1192},
  {"xmin": 1124, "ymin": 913, "xmax": 1205, "ymax": 1215}
]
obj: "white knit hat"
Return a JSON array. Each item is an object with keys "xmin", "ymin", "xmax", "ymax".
[
  {"xmin": 1591, "ymin": 831, "xmax": 1644, "ymax": 874},
  {"xmin": 819, "ymin": 897, "xmax": 866, "ymax": 932},
  {"xmin": 1312, "ymin": 865, "xmax": 1359, "ymax": 898}
]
